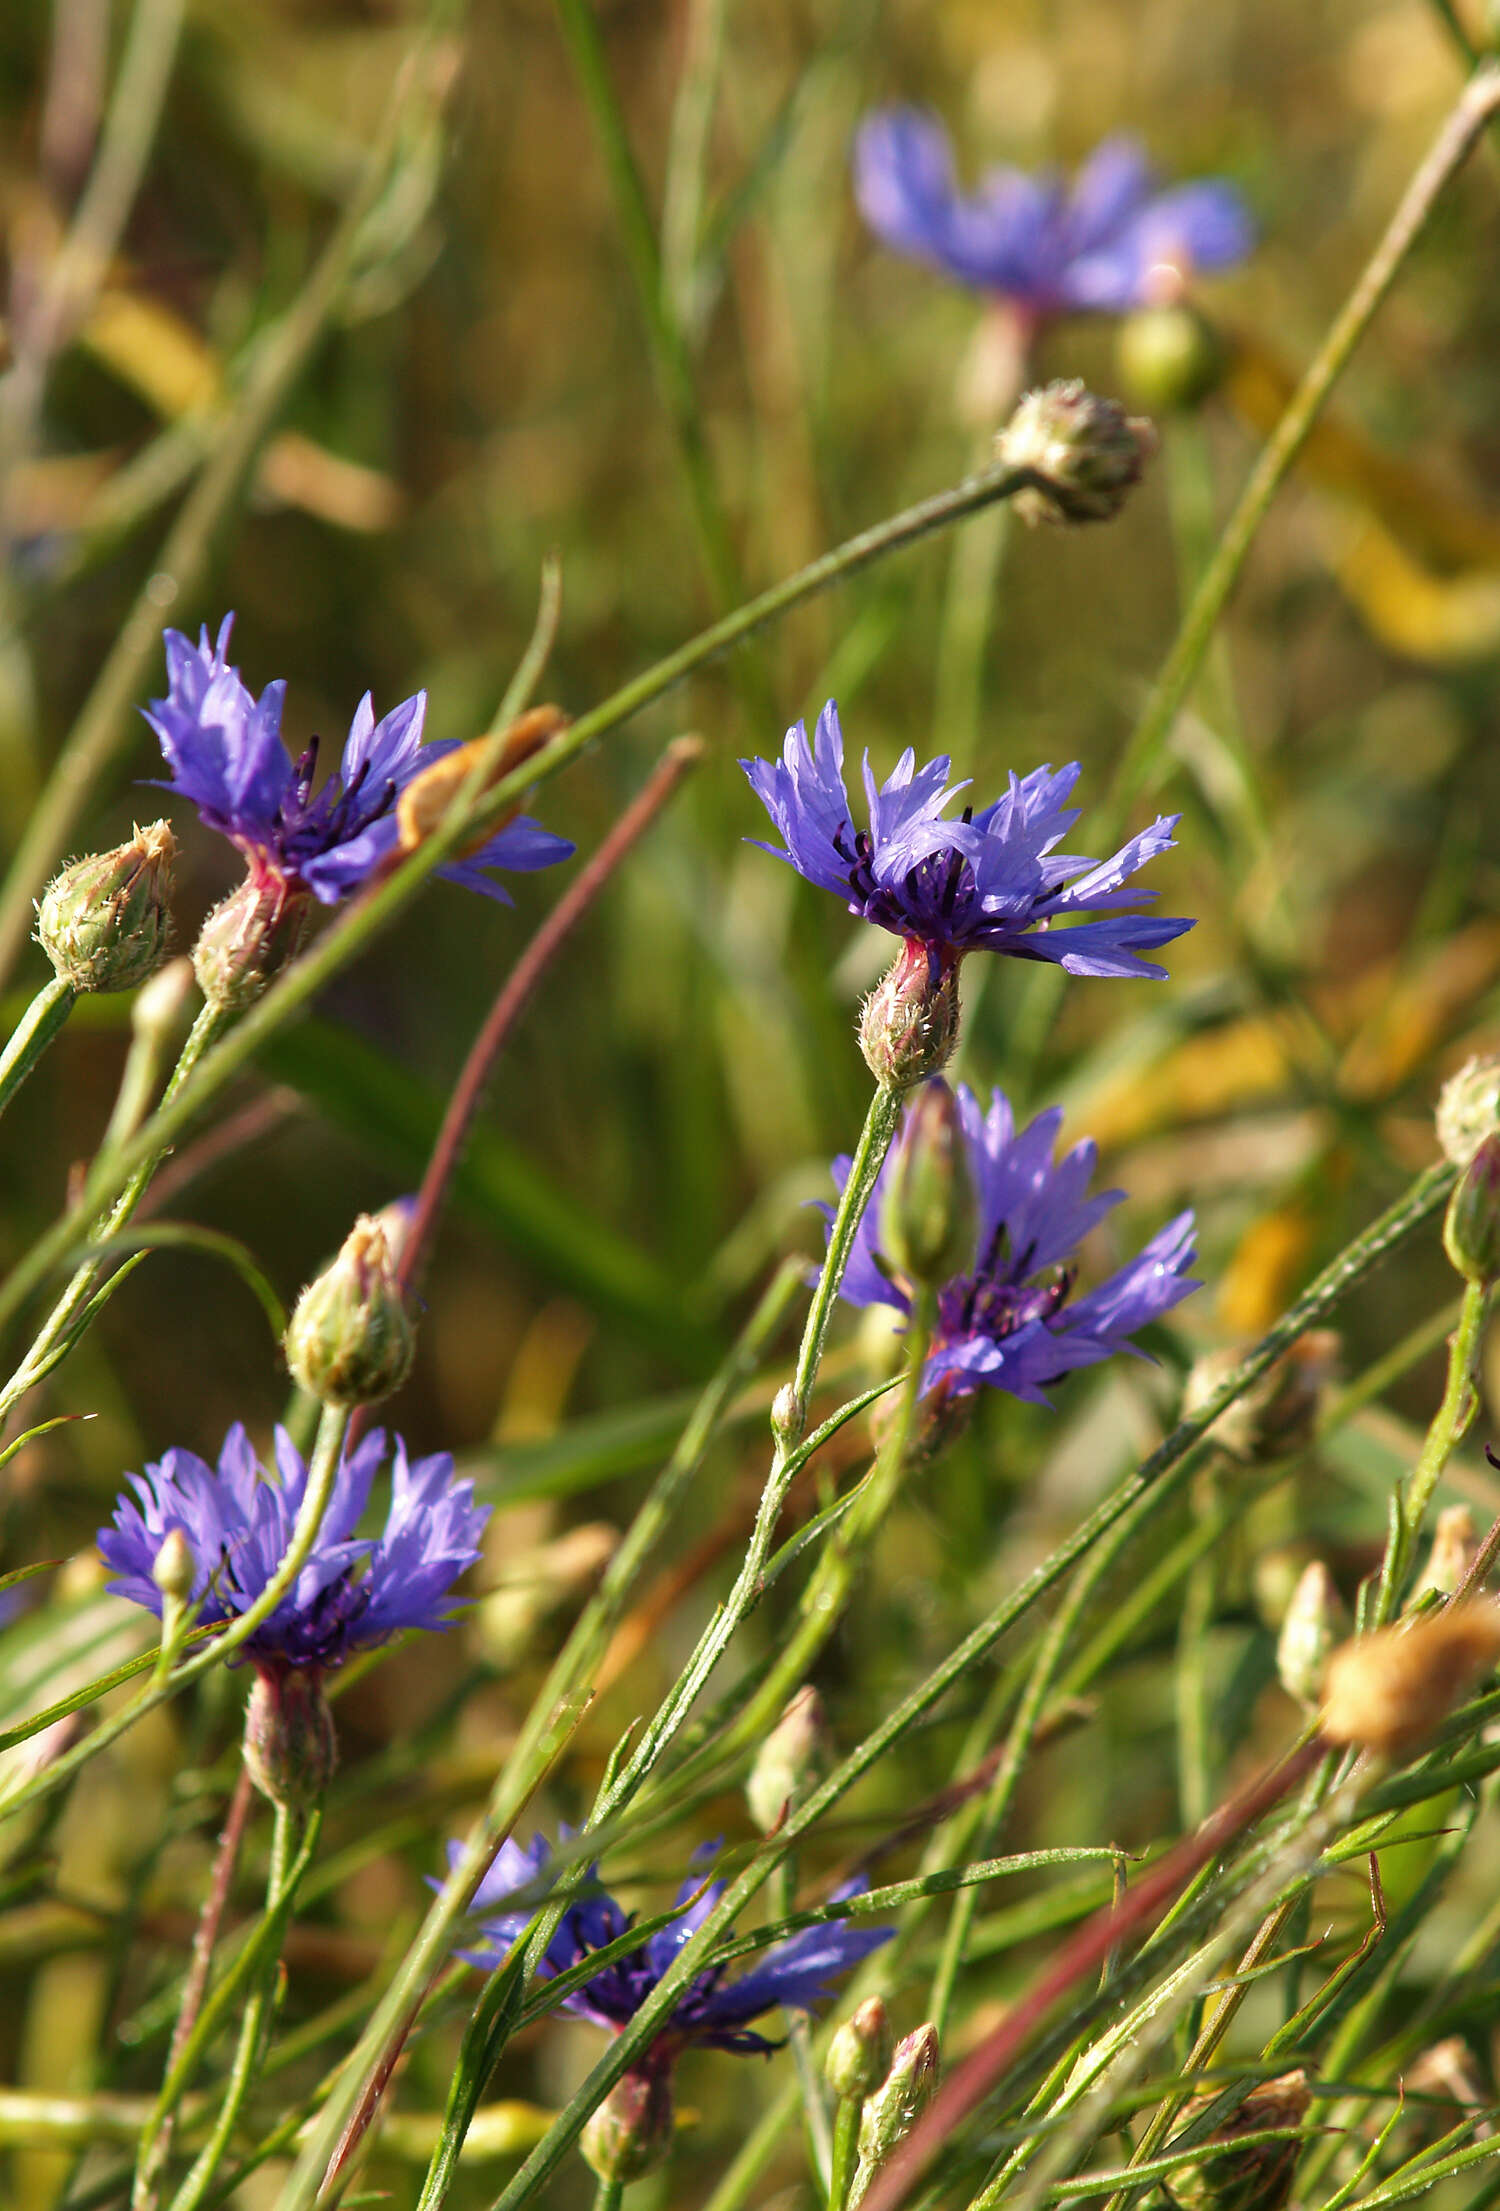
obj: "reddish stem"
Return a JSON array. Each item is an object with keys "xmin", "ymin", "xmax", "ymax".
[{"xmin": 856, "ymin": 1739, "xmax": 1324, "ymax": 2211}]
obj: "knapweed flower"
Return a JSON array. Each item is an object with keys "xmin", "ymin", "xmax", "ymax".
[
  {"xmin": 146, "ymin": 616, "xmax": 573, "ymax": 906},
  {"xmin": 854, "ymin": 113, "xmax": 1253, "ymax": 326},
  {"xmin": 834, "ymin": 1081, "xmax": 1198, "ymax": 1409},
  {"xmin": 99, "ymin": 1422, "xmax": 488, "ymax": 1672},
  {"xmin": 742, "ymin": 704, "xmax": 1192, "ymax": 988},
  {"xmin": 453, "ymin": 1833, "xmax": 891, "ymax": 2057}
]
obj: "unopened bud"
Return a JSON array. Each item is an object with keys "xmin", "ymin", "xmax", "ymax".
[
  {"xmin": 1183, "ymin": 1331, "xmax": 1339, "ymax": 1466},
  {"xmin": 771, "ymin": 1382, "xmax": 799, "ymax": 1443},
  {"xmin": 152, "ymin": 1528, "xmax": 196, "ymax": 1606},
  {"xmin": 131, "ymin": 955, "xmax": 197, "ymax": 1052},
  {"xmin": 243, "ymin": 1666, "xmax": 338, "ymax": 1808},
  {"xmin": 1276, "ymin": 1561, "xmax": 1346, "ymax": 1707},
  {"xmin": 1421, "ymin": 1505, "xmax": 1479, "ymax": 1599},
  {"xmin": 579, "ymin": 2063, "xmax": 674, "ymax": 2185},
  {"xmin": 193, "ymin": 876, "xmax": 310, "ymax": 1012},
  {"xmin": 1320, "ymin": 1603, "xmax": 1500, "ymax": 1756},
  {"xmin": 859, "ymin": 941, "xmax": 960, "ymax": 1094},
  {"xmin": 36, "ymin": 822, "xmax": 175, "ymax": 992},
  {"xmin": 1163, "ymin": 2070, "xmax": 1310, "ymax": 2211},
  {"xmin": 1115, "ymin": 303, "xmax": 1226, "ymax": 414},
  {"xmin": 285, "ymin": 1214, "xmax": 415, "ymax": 1407},
  {"xmin": 369, "ymin": 1195, "xmax": 418, "ymax": 1274},
  {"xmin": 878, "ymin": 1081, "xmax": 977, "ymax": 1292},
  {"xmin": 1444, "ymin": 1134, "xmax": 1500, "ymax": 1284},
  {"xmin": 998, "ymin": 380, "xmax": 1156, "ymax": 527},
  {"xmin": 826, "ymin": 1997, "xmax": 894, "ymax": 2100},
  {"xmin": 1436, "ymin": 1055, "xmax": 1500, "ymax": 1168},
  {"xmin": 746, "ymin": 1686, "xmax": 829, "ymax": 1833},
  {"xmin": 851, "ymin": 2024, "xmax": 940, "ymax": 2205}
]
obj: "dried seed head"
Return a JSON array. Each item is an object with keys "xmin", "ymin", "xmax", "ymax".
[
  {"xmin": 998, "ymin": 380, "xmax": 1157, "ymax": 527},
  {"xmin": 1320, "ymin": 1603, "xmax": 1500, "ymax": 1755}
]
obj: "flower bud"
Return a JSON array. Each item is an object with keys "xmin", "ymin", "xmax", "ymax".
[
  {"xmin": 1420, "ymin": 1504, "xmax": 1479, "ymax": 1599},
  {"xmin": 36, "ymin": 821, "xmax": 175, "ymax": 993},
  {"xmin": 243, "ymin": 1665, "xmax": 338, "ymax": 1809},
  {"xmin": 826, "ymin": 1997, "xmax": 894, "ymax": 2101},
  {"xmin": 579, "ymin": 2063, "xmax": 674, "ymax": 2185},
  {"xmin": 1115, "ymin": 303, "xmax": 1227, "ymax": 415},
  {"xmin": 771, "ymin": 1382, "xmax": 799, "ymax": 1443},
  {"xmin": 1276, "ymin": 1561, "xmax": 1346, "ymax": 1708},
  {"xmin": 1163, "ymin": 2070, "xmax": 1310, "ymax": 2211},
  {"xmin": 1444, "ymin": 1133, "xmax": 1500, "ymax": 1284},
  {"xmin": 285, "ymin": 1214, "xmax": 415, "ymax": 1407},
  {"xmin": 1182, "ymin": 1331, "xmax": 1339, "ymax": 1466},
  {"xmin": 859, "ymin": 941, "xmax": 961, "ymax": 1094},
  {"xmin": 1320, "ymin": 1603, "xmax": 1500, "ymax": 1756},
  {"xmin": 152, "ymin": 1528, "xmax": 196, "ymax": 1607},
  {"xmin": 877, "ymin": 1082, "xmax": 977, "ymax": 1292},
  {"xmin": 998, "ymin": 380, "xmax": 1157, "ymax": 528},
  {"xmin": 746, "ymin": 1686, "xmax": 829, "ymax": 1833},
  {"xmin": 851, "ymin": 2024, "xmax": 940, "ymax": 2205},
  {"xmin": 193, "ymin": 876, "xmax": 310, "ymax": 1012},
  {"xmin": 1436, "ymin": 1055, "xmax": 1500, "ymax": 1168}
]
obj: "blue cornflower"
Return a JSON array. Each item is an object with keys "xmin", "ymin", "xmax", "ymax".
[
  {"xmin": 146, "ymin": 616, "xmax": 573, "ymax": 905},
  {"xmin": 833, "ymin": 1081, "xmax": 1198, "ymax": 1406},
  {"xmin": 855, "ymin": 113, "xmax": 1253, "ymax": 326},
  {"xmin": 742, "ymin": 702, "xmax": 1192, "ymax": 986},
  {"xmin": 99, "ymin": 1422, "xmax": 488, "ymax": 1673},
  {"xmin": 451, "ymin": 1833, "xmax": 891, "ymax": 2057}
]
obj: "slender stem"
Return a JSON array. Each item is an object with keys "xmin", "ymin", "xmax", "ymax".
[
  {"xmin": 0, "ymin": 454, "xmax": 1040, "ymax": 1349},
  {"xmin": 1175, "ymin": 1468, "xmax": 1219, "ymax": 1832},
  {"xmin": 0, "ymin": 975, "xmax": 74, "ymax": 1120},
  {"xmin": 1106, "ymin": 58, "xmax": 1500, "ymax": 823},
  {"xmin": 828, "ymin": 2095, "xmax": 862, "ymax": 2211},
  {"xmin": 591, "ymin": 2177, "xmax": 625, "ymax": 2211},
  {"xmin": 1372, "ymin": 1275, "xmax": 1489, "ymax": 1624},
  {"xmin": 777, "ymin": 1860, "xmax": 833, "ymax": 2188}
]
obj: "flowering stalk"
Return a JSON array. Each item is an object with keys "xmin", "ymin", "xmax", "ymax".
[
  {"xmin": 0, "ymin": 973, "xmax": 74, "ymax": 1122},
  {"xmin": 1371, "ymin": 1278, "xmax": 1490, "ymax": 1627}
]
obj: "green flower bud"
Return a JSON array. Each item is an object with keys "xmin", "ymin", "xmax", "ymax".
[
  {"xmin": 1275, "ymin": 1561, "xmax": 1346, "ymax": 1707},
  {"xmin": 243, "ymin": 1665, "xmax": 337, "ymax": 1809},
  {"xmin": 580, "ymin": 2064, "xmax": 675, "ymax": 2185},
  {"xmin": 36, "ymin": 821, "xmax": 175, "ymax": 993},
  {"xmin": 285, "ymin": 1214, "xmax": 415, "ymax": 1407},
  {"xmin": 1115, "ymin": 303, "xmax": 1227, "ymax": 414},
  {"xmin": 825, "ymin": 1997, "xmax": 894, "ymax": 2101},
  {"xmin": 1163, "ymin": 2070, "xmax": 1310, "ymax": 2211},
  {"xmin": 746, "ymin": 1686, "xmax": 829, "ymax": 1834},
  {"xmin": 859, "ymin": 941, "xmax": 960, "ymax": 1094},
  {"xmin": 1436, "ymin": 1055, "xmax": 1500, "ymax": 1168},
  {"xmin": 151, "ymin": 1528, "xmax": 196, "ymax": 1607},
  {"xmin": 998, "ymin": 380, "xmax": 1157, "ymax": 527},
  {"xmin": 193, "ymin": 876, "xmax": 310, "ymax": 1012},
  {"xmin": 1444, "ymin": 1133, "xmax": 1500, "ymax": 1284},
  {"xmin": 877, "ymin": 1081, "xmax": 977, "ymax": 1292},
  {"xmin": 851, "ymin": 2023, "xmax": 939, "ymax": 2205}
]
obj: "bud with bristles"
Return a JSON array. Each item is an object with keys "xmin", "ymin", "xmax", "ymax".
[
  {"xmin": 1436, "ymin": 1055, "xmax": 1500, "ymax": 1169},
  {"xmin": 826, "ymin": 1997, "xmax": 894, "ymax": 2101},
  {"xmin": 1182, "ymin": 1331, "xmax": 1339, "ymax": 1466},
  {"xmin": 1421, "ymin": 1505, "xmax": 1479, "ymax": 1599},
  {"xmin": 285, "ymin": 1214, "xmax": 415, "ymax": 1407},
  {"xmin": 851, "ymin": 2024, "xmax": 940, "ymax": 2205},
  {"xmin": 36, "ymin": 822, "xmax": 175, "ymax": 993},
  {"xmin": 859, "ymin": 939, "xmax": 961, "ymax": 1094},
  {"xmin": 192, "ymin": 876, "xmax": 310, "ymax": 1012},
  {"xmin": 1116, "ymin": 303, "xmax": 1227, "ymax": 414},
  {"xmin": 1444, "ymin": 1133, "xmax": 1500, "ymax": 1284},
  {"xmin": 1163, "ymin": 2070, "xmax": 1310, "ymax": 2211},
  {"xmin": 878, "ymin": 1081, "xmax": 977, "ymax": 1292},
  {"xmin": 579, "ymin": 2064, "xmax": 674, "ymax": 2186},
  {"xmin": 746, "ymin": 1686, "xmax": 829, "ymax": 1833},
  {"xmin": 243, "ymin": 1666, "xmax": 338, "ymax": 1809},
  {"xmin": 1320, "ymin": 1603, "xmax": 1500, "ymax": 1756},
  {"xmin": 1276, "ymin": 1561, "xmax": 1347, "ymax": 1708},
  {"xmin": 998, "ymin": 379, "xmax": 1156, "ymax": 527}
]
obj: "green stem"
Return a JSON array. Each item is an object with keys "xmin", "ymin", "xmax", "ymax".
[
  {"xmin": 1373, "ymin": 1274, "xmax": 1489, "ymax": 1624},
  {"xmin": 0, "ymin": 974, "xmax": 74, "ymax": 1120},
  {"xmin": 1107, "ymin": 58, "xmax": 1500, "ymax": 824},
  {"xmin": 1175, "ymin": 1467, "xmax": 1219, "ymax": 1833},
  {"xmin": 0, "ymin": 455, "xmax": 1040, "ymax": 1352},
  {"xmin": 591, "ymin": 2176, "xmax": 625, "ymax": 2211},
  {"xmin": 828, "ymin": 2095, "xmax": 862, "ymax": 2211}
]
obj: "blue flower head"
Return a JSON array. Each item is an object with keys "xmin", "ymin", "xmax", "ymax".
[
  {"xmin": 855, "ymin": 112, "xmax": 1254, "ymax": 324},
  {"xmin": 146, "ymin": 616, "xmax": 573, "ymax": 905},
  {"xmin": 99, "ymin": 1423, "xmax": 488, "ymax": 1673},
  {"xmin": 742, "ymin": 703, "xmax": 1193, "ymax": 986},
  {"xmin": 834, "ymin": 1080, "xmax": 1199, "ymax": 1405},
  {"xmin": 453, "ymin": 1833, "xmax": 891, "ymax": 2057}
]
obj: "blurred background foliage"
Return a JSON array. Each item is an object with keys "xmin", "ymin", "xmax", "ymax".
[{"xmin": 5, "ymin": 0, "xmax": 1500, "ymax": 2204}]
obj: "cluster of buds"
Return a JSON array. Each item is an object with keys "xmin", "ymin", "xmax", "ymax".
[
  {"xmin": 285, "ymin": 1213, "xmax": 415, "ymax": 1407},
  {"xmin": 859, "ymin": 940, "xmax": 961, "ymax": 1094},
  {"xmin": 1163, "ymin": 2070, "xmax": 1310, "ymax": 2211},
  {"xmin": 36, "ymin": 822, "xmax": 176, "ymax": 994},
  {"xmin": 997, "ymin": 379, "xmax": 1157, "ymax": 528}
]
